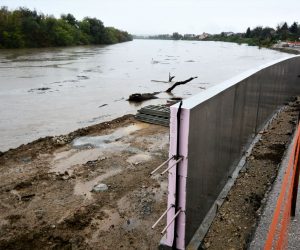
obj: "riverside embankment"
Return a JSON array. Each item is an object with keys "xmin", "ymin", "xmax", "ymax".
[{"xmin": 0, "ymin": 115, "xmax": 169, "ymax": 249}]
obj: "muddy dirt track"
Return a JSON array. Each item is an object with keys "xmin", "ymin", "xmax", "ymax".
[{"xmin": 0, "ymin": 115, "xmax": 169, "ymax": 250}]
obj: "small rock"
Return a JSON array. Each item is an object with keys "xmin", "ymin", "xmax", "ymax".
[
  {"xmin": 51, "ymin": 224, "xmax": 56, "ymax": 229},
  {"xmin": 35, "ymin": 209, "xmax": 44, "ymax": 219},
  {"xmin": 204, "ymin": 242, "xmax": 211, "ymax": 248},
  {"xmin": 92, "ymin": 183, "xmax": 108, "ymax": 192}
]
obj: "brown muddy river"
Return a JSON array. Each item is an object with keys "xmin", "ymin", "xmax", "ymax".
[{"xmin": 0, "ymin": 39, "xmax": 291, "ymax": 151}]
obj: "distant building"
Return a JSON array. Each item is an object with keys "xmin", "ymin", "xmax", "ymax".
[
  {"xmin": 197, "ymin": 32, "xmax": 210, "ymax": 40},
  {"xmin": 223, "ymin": 32, "xmax": 234, "ymax": 37},
  {"xmin": 287, "ymin": 41, "xmax": 300, "ymax": 47}
]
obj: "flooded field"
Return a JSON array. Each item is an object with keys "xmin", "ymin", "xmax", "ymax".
[{"xmin": 0, "ymin": 39, "xmax": 291, "ymax": 151}]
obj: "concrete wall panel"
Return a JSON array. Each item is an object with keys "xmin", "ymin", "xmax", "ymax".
[{"xmin": 162, "ymin": 56, "xmax": 300, "ymax": 249}]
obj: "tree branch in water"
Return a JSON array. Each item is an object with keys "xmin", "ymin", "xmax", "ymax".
[{"xmin": 166, "ymin": 77, "xmax": 198, "ymax": 93}]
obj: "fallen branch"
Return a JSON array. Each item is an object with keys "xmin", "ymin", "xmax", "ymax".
[{"xmin": 166, "ymin": 77, "xmax": 198, "ymax": 93}]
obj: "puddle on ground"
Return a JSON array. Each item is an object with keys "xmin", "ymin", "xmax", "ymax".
[
  {"xmin": 50, "ymin": 124, "xmax": 144, "ymax": 174},
  {"xmin": 72, "ymin": 124, "xmax": 143, "ymax": 149},
  {"xmin": 126, "ymin": 154, "xmax": 152, "ymax": 164},
  {"xmin": 74, "ymin": 168, "xmax": 122, "ymax": 199},
  {"xmin": 51, "ymin": 148, "xmax": 104, "ymax": 174}
]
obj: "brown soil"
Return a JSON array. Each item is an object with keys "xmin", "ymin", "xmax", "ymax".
[
  {"xmin": 0, "ymin": 115, "xmax": 169, "ymax": 250},
  {"xmin": 202, "ymin": 100, "xmax": 300, "ymax": 250}
]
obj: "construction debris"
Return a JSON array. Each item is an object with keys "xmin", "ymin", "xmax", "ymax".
[{"xmin": 135, "ymin": 105, "xmax": 170, "ymax": 127}]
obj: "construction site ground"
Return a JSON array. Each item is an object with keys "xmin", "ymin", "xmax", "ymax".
[
  {"xmin": 0, "ymin": 115, "xmax": 169, "ymax": 250},
  {"xmin": 1, "ymin": 99, "xmax": 300, "ymax": 250}
]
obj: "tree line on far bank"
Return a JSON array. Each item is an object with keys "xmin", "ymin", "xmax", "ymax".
[
  {"xmin": 0, "ymin": 7, "xmax": 132, "ymax": 49},
  {"xmin": 206, "ymin": 22, "xmax": 300, "ymax": 47},
  {"xmin": 143, "ymin": 22, "xmax": 300, "ymax": 48}
]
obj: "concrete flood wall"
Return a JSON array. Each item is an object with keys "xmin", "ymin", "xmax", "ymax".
[{"xmin": 161, "ymin": 56, "xmax": 300, "ymax": 249}]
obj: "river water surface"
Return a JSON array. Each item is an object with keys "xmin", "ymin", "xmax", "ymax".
[{"xmin": 0, "ymin": 40, "xmax": 291, "ymax": 151}]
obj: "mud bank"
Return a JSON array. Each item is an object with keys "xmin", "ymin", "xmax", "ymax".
[
  {"xmin": 201, "ymin": 99, "xmax": 300, "ymax": 249},
  {"xmin": 0, "ymin": 115, "xmax": 169, "ymax": 249}
]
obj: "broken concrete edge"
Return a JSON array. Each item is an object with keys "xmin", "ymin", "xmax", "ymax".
[{"xmin": 182, "ymin": 106, "xmax": 287, "ymax": 250}]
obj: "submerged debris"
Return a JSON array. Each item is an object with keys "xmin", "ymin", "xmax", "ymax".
[
  {"xmin": 28, "ymin": 87, "xmax": 51, "ymax": 92},
  {"xmin": 128, "ymin": 92, "xmax": 159, "ymax": 102}
]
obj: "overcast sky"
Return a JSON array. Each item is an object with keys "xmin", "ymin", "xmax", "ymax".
[{"xmin": 1, "ymin": 0, "xmax": 299, "ymax": 35}]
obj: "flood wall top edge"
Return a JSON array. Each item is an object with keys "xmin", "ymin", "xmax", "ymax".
[{"xmin": 172, "ymin": 55, "xmax": 299, "ymax": 110}]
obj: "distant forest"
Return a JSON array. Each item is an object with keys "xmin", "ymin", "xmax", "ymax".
[
  {"xmin": 205, "ymin": 22, "xmax": 300, "ymax": 47},
  {"xmin": 0, "ymin": 7, "xmax": 132, "ymax": 49},
  {"xmin": 142, "ymin": 22, "xmax": 300, "ymax": 48}
]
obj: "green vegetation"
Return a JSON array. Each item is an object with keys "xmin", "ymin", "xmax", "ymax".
[
  {"xmin": 205, "ymin": 22, "xmax": 300, "ymax": 47},
  {"xmin": 0, "ymin": 7, "xmax": 132, "ymax": 49},
  {"xmin": 142, "ymin": 22, "xmax": 300, "ymax": 49}
]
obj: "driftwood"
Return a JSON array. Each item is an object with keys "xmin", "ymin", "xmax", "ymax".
[
  {"xmin": 168, "ymin": 72, "xmax": 175, "ymax": 82},
  {"xmin": 128, "ymin": 76, "xmax": 197, "ymax": 103},
  {"xmin": 151, "ymin": 72, "xmax": 175, "ymax": 83},
  {"xmin": 128, "ymin": 92, "xmax": 159, "ymax": 102},
  {"xmin": 151, "ymin": 80, "xmax": 169, "ymax": 83},
  {"xmin": 166, "ymin": 77, "xmax": 198, "ymax": 93}
]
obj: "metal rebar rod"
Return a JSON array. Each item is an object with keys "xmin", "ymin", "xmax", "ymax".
[
  {"xmin": 161, "ymin": 209, "xmax": 182, "ymax": 235},
  {"xmin": 160, "ymin": 157, "xmax": 183, "ymax": 175},
  {"xmin": 151, "ymin": 205, "xmax": 174, "ymax": 229},
  {"xmin": 150, "ymin": 156, "xmax": 174, "ymax": 175}
]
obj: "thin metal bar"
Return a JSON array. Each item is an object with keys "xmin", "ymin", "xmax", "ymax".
[
  {"xmin": 160, "ymin": 157, "xmax": 183, "ymax": 175},
  {"xmin": 161, "ymin": 209, "xmax": 182, "ymax": 235},
  {"xmin": 151, "ymin": 205, "xmax": 174, "ymax": 229},
  {"xmin": 150, "ymin": 157, "xmax": 174, "ymax": 175}
]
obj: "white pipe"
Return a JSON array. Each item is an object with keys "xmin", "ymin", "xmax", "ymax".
[
  {"xmin": 160, "ymin": 157, "xmax": 183, "ymax": 175},
  {"xmin": 150, "ymin": 156, "xmax": 174, "ymax": 175},
  {"xmin": 151, "ymin": 205, "xmax": 173, "ymax": 229},
  {"xmin": 161, "ymin": 209, "xmax": 182, "ymax": 235}
]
